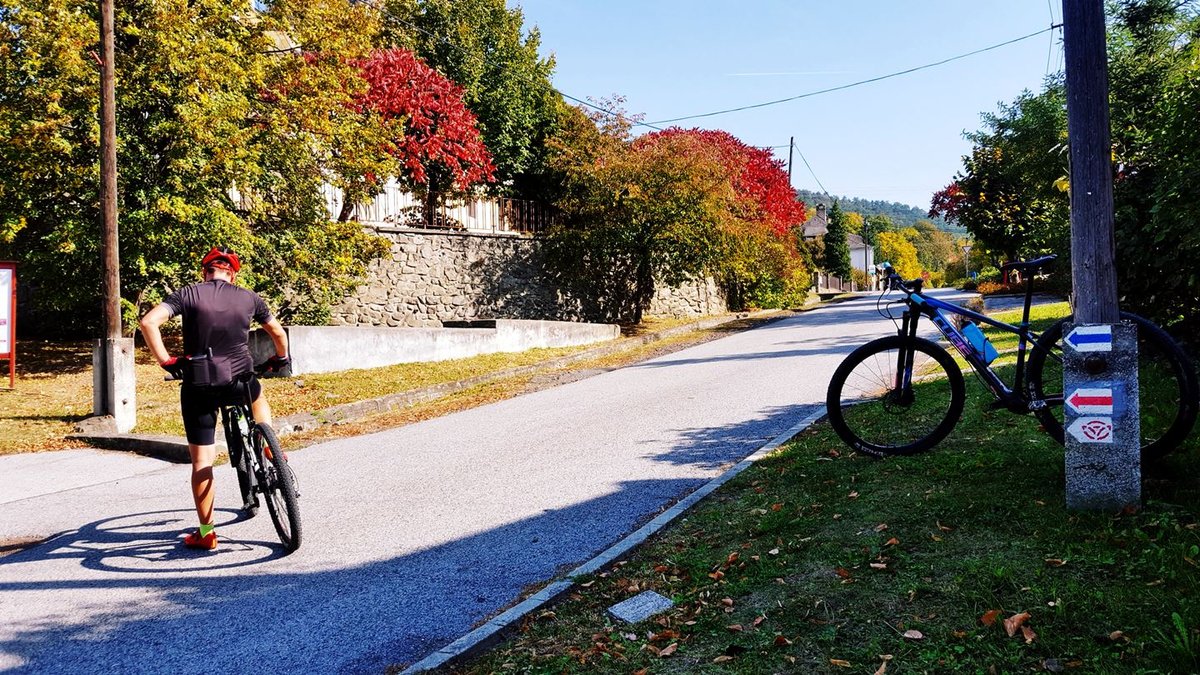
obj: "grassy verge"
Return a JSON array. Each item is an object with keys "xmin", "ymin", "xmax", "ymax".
[
  {"xmin": 451, "ymin": 304, "xmax": 1200, "ymax": 674},
  {"xmin": 0, "ymin": 313, "xmax": 776, "ymax": 454}
]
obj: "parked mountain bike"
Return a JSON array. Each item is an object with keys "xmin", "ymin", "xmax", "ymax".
[
  {"xmin": 168, "ymin": 363, "xmax": 303, "ymax": 552},
  {"xmin": 826, "ymin": 254, "xmax": 1198, "ymax": 458}
]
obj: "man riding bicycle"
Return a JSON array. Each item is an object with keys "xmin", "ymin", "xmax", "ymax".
[{"xmin": 139, "ymin": 246, "xmax": 290, "ymax": 551}]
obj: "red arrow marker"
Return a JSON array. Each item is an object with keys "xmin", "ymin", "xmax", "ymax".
[{"xmin": 1065, "ymin": 387, "xmax": 1114, "ymax": 415}]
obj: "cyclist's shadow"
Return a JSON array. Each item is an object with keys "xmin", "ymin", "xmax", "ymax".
[{"xmin": 3, "ymin": 508, "xmax": 289, "ymax": 573}]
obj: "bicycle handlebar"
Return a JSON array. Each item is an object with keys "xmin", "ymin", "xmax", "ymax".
[{"xmin": 162, "ymin": 359, "xmax": 279, "ymax": 382}]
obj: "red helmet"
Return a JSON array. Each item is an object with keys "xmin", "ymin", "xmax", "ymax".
[{"xmin": 201, "ymin": 246, "xmax": 241, "ymax": 273}]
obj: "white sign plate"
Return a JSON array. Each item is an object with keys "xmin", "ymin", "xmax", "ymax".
[
  {"xmin": 1064, "ymin": 325, "xmax": 1113, "ymax": 352},
  {"xmin": 0, "ymin": 268, "xmax": 10, "ymax": 355},
  {"xmin": 1067, "ymin": 416, "xmax": 1114, "ymax": 444},
  {"xmin": 1065, "ymin": 387, "xmax": 1114, "ymax": 415}
]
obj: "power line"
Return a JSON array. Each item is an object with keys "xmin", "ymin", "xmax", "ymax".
[
  {"xmin": 792, "ymin": 138, "xmax": 828, "ymax": 195},
  {"xmin": 646, "ymin": 25, "xmax": 1060, "ymax": 126}
]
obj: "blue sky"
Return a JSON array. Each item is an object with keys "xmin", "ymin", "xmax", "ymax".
[{"xmin": 512, "ymin": 1, "xmax": 1062, "ymax": 211}]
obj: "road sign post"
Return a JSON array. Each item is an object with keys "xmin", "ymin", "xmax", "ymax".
[
  {"xmin": 1062, "ymin": 0, "xmax": 1140, "ymax": 510},
  {"xmin": 1062, "ymin": 322, "xmax": 1141, "ymax": 509}
]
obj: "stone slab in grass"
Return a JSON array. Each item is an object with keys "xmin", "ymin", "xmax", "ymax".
[{"xmin": 607, "ymin": 590, "xmax": 674, "ymax": 624}]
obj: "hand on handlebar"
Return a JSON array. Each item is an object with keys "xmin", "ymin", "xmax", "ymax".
[
  {"xmin": 261, "ymin": 354, "xmax": 290, "ymax": 374},
  {"xmin": 161, "ymin": 356, "xmax": 186, "ymax": 380}
]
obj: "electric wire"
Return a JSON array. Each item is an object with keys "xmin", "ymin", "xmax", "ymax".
[{"xmin": 646, "ymin": 25, "xmax": 1060, "ymax": 126}]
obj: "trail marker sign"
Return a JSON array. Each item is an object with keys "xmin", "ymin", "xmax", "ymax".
[
  {"xmin": 1064, "ymin": 325, "xmax": 1113, "ymax": 352},
  {"xmin": 1065, "ymin": 387, "xmax": 1114, "ymax": 415}
]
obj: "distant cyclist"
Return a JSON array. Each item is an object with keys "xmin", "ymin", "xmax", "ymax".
[{"xmin": 139, "ymin": 246, "xmax": 290, "ymax": 551}]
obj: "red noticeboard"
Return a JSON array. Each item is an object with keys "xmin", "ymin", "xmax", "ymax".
[{"xmin": 0, "ymin": 261, "xmax": 15, "ymax": 388}]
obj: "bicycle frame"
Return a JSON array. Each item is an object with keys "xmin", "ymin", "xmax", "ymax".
[{"xmin": 893, "ymin": 287, "xmax": 1057, "ymax": 412}]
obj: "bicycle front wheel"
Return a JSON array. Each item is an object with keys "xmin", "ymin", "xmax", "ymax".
[
  {"xmin": 1027, "ymin": 311, "xmax": 1198, "ymax": 460},
  {"xmin": 253, "ymin": 423, "xmax": 303, "ymax": 552},
  {"xmin": 827, "ymin": 335, "xmax": 966, "ymax": 457}
]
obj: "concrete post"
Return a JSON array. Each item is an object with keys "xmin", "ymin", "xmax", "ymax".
[
  {"xmin": 1062, "ymin": 323, "xmax": 1141, "ymax": 510},
  {"xmin": 93, "ymin": 338, "xmax": 136, "ymax": 433}
]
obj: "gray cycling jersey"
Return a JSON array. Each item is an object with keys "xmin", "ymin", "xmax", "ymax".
[{"xmin": 163, "ymin": 280, "xmax": 273, "ymax": 379}]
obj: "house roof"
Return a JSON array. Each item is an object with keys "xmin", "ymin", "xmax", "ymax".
[
  {"xmin": 847, "ymin": 233, "xmax": 868, "ymax": 250},
  {"xmin": 801, "ymin": 204, "xmax": 827, "ymax": 239}
]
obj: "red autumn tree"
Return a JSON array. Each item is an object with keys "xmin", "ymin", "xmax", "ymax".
[
  {"xmin": 638, "ymin": 128, "xmax": 806, "ymax": 236},
  {"xmin": 357, "ymin": 48, "xmax": 495, "ymax": 225},
  {"xmin": 634, "ymin": 128, "xmax": 811, "ymax": 309}
]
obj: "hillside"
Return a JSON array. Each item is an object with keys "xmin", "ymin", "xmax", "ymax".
[{"xmin": 795, "ymin": 189, "xmax": 966, "ymax": 235}]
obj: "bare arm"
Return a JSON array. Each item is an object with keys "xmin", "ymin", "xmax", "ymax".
[
  {"xmin": 262, "ymin": 318, "xmax": 289, "ymax": 358},
  {"xmin": 138, "ymin": 303, "xmax": 175, "ymax": 365}
]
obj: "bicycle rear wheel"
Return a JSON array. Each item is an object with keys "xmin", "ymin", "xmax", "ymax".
[
  {"xmin": 1026, "ymin": 311, "xmax": 1198, "ymax": 460},
  {"xmin": 826, "ymin": 335, "xmax": 966, "ymax": 456},
  {"xmin": 253, "ymin": 423, "xmax": 302, "ymax": 552}
]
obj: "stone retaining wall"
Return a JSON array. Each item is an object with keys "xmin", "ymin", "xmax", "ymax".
[{"xmin": 330, "ymin": 228, "xmax": 727, "ymax": 326}]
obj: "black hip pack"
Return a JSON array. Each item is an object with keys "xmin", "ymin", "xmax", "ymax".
[{"xmin": 184, "ymin": 349, "xmax": 234, "ymax": 388}]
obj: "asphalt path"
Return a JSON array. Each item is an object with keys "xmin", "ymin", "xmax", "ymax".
[{"xmin": 0, "ymin": 289, "xmax": 970, "ymax": 674}]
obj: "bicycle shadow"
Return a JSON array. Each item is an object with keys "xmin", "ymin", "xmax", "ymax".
[{"xmin": 2, "ymin": 508, "xmax": 290, "ymax": 574}]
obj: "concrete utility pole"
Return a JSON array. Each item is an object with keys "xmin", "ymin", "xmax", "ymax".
[
  {"xmin": 787, "ymin": 136, "xmax": 795, "ymax": 185},
  {"xmin": 1061, "ymin": 0, "xmax": 1139, "ymax": 510},
  {"xmin": 93, "ymin": 0, "xmax": 136, "ymax": 432}
]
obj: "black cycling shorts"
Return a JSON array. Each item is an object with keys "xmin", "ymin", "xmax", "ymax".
[{"xmin": 180, "ymin": 377, "xmax": 263, "ymax": 446}]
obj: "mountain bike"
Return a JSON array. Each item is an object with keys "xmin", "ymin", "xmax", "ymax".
[
  {"xmin": 169, "ymin": 363, "xmax": 303, "ymax": 552},
  {"xmin": 825, "ymin": 254, "xmax": 1198, "ymax": 458}
]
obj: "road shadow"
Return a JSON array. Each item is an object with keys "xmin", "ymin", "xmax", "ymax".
[{"xmin": 0, "ymin": 478, "xmax": 706, "ymax": 674}]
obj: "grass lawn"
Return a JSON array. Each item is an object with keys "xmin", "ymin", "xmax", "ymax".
[{"xmin": 451, "ymin": 303, "xmax": 1200, "ymax": 674}]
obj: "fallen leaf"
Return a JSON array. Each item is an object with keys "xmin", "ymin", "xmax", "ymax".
[
  {"xmin": 713, "ymin": 655, "xmax": 734, "ymax": 663},
  {"xmin": 952, "ymin": 629, "xmax": 967, "ymax": 638},
  {"xmin": 981, "ymin": 609, "xmax": 1002, "ymax": 626},
  {"xmin": 1004, "ymin": 611, "xmax": 1031, "ymax": 637},
  {"xmin": 936, "ymin": 521, "xmax": 954, "ymax": 532},
  {"xmin": 623, "ymin": 632, "xmax": 638, "ymax": 641},
  {"xmin": 902, "ymin": 629, "xmax": 924, "ymax": 640},
  {"xmin": 726, "ymin": 552, "xmax": 739, "ymax": 566},
  {"xmin": 1108, "ymin": 630, "xmax": 1128, "ymax": 643},
  {"xmin": 659, "ymin": 643, "xmax": 678, "ymax": 657},
  {"xmin": 768, "ymin": 548, "xmax": 780, "ymax": 555},
  {"xmin": 727, "ymin": 624, "xmax": 743, "ymax": 632},
  {"xmin": 828, "ymin": 449, "xmax": 840, "ymax": 458},
  {"xmin": 773, "ymin": 635, "xmax": 793, "ymax": 647},
  {"xmin": 870, "ymin": 562, "xmax": 888, "ymax": 570},
  {"xmin": 835, "ymin": 567, "xmax": 852, "ymax": 579},
  {"xmin": 885, "ymin": 537, "xmax": 900, "ymax": 546},
  {"xmin": 772, "ymin": 503, "xmax": 784, "ymax": 511},
  {"xmin": 874, "ymin": 661, "xmax": 889, "ymax": 675},
  {"xmin": 708, "ymin": 571, "xmax": 725, "ymax": 581},
  {"xmin": 721, "ymin": 597, "xmax": 734, "ymax": 607},
  {"xmin": 653, "ymin": 564, "xmax": 670, "ymax": 573},
  {"xmin": 849, "ymin": 491, "xmax": 859, "ymax": 499},
  {"xmin": 752, "ymin": 615, "xmax": 766, "ymax": 628},
  {"xmin": 930, "ymin": 534, "xmax": 943, "ymax": 542},
  {"xmin": 642, "ymin": 645, "xmax": 660, "ymax": 657},
  {"xmin": 830, "ymin": 658, "xmax": 853, "ymax": 668},
  {"xmin": 580, "ymin": 581, "xmax": 595, "ymax": 588},
  {"xmin": 632, "ymin": 670, "xmax": 648, "ymax": 675},
  {"xmin": 1045, "ymin": 558, "xmax": 1066, "ymax": 567},
  {"xmin": 874, "ymin": 523, "xmax": 889, "ymax": 532},
  {"xmin": 1022, "ymin": 625, "xmax": 1037, "ymax": 644}
]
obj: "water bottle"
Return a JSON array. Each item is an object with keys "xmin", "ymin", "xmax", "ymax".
[
  {"xmin": 962, "ymin": 322, "xmax": 999, "ymax": 364},
  {"xmin": 235, "ymin": 409, "xmax": 250, "ymax": 437}
]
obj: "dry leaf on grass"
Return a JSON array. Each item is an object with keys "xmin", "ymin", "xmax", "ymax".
[
  {"xmin": 874, "ymin": 662, "xmax": 889, "ymax": 675},
  {"xmin": 874, "ymin": 523, "xmax": 889, "ymax": 532},
  {"xmin": 1021, "ymin": 625, "xmax": 1037, "ymax": 644},
  {"xmin": 713, "ymin": 655, "xmax": 734, "ymax": 663},
  {"xmin": 835, "ymin": 567, "xmax": 852, "ymax": 579},
  {"xmin": 773, "ymin": 635, "xmax": 793, "ymax": 647},
  {"xmin": 981, "ymin": 609, "xmax": 1002, "ymax": 626},
  {"xmin": 885, "ymin": 537, "xmax": 900, "ymax": 546},
  {"xmin": 1004, "ymin": 611, "xmax": 1031, "ymax": 637},
  {"xmin": 830, "ymin": 658, "xmax": 852, "ymax": 668},
  {"xmin": 902, "ymin": 629, "xmax": 924, "ymax": 640},
  {"xmin": 727, "ymin": 624, "xmax": 743, "ymax": 632},
  {"xmin": 936, "ymin": 521, "xmax": 954, "ymax": 532},
  {"xmin": 870, "ymin": 562, "xmax": 888, "ymax": 570},
  {"xmin": 658, "ymin": 643, "xmax": 678, "ymax": 657}
]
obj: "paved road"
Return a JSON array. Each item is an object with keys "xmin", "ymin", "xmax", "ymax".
[{"xmin": 0, "ymin": 290, "xmax": 969, "ymax": 674}]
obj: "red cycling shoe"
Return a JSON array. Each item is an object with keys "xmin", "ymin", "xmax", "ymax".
[{"xmin": 182, "ymin": 530, "xmax": 218, "ymax": 550}]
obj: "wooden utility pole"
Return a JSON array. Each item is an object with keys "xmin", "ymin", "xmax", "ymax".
[
  {"xmin": 1061, "ymin": 0, "xmax": 1139, "ymax": 510},
  {"xmin": 92, "ymin": 0, "xmax": 137, "ymax": 432},
  {"xmin": 1063, "ymin": 0, "xmax": 1119, "ymax": 323},
  {"xmin": 100, "ymin": 0, "xmax": 120, "ymax": 338},
  {"xmin": 787, "ymin": 136, "xmax": 795, "ymax": 185}
]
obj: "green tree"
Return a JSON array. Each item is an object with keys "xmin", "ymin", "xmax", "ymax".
[
  {"xmin": 822, "ymin": 200, "xmax": 853, "ymax": 279},
  {"xmin": 381, "ymin": 0, "xmax": 558, "ymax": 199},
  {"xmin": 905, "ymin": 221, "xmax": 958, "ymax": 272},
  {"xmin": 0, "ymin": 0, "xmax": 396, "ymax": 331}
]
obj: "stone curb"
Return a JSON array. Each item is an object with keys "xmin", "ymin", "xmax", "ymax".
[{"xmin": 401, "ymin": 406, "xmax": 830, "ymax": 673}]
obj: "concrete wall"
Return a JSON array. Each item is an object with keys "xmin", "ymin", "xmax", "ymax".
[
  {"xmin": 330, "ymin": 227, "xmax": 728, "ymax": 327},
  {"xmin": 250, "ymin": 319, "xmax": 619, "ymax": 375}
]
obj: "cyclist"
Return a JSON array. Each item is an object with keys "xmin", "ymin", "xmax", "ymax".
[{"xmin": 138, "ymin": 246, "xmax": 290, "ymax": 551}]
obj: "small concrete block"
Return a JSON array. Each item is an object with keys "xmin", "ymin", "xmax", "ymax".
[{"xmin": 606, "ymin": 591, "xmax": 674, "ymax": 624}]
